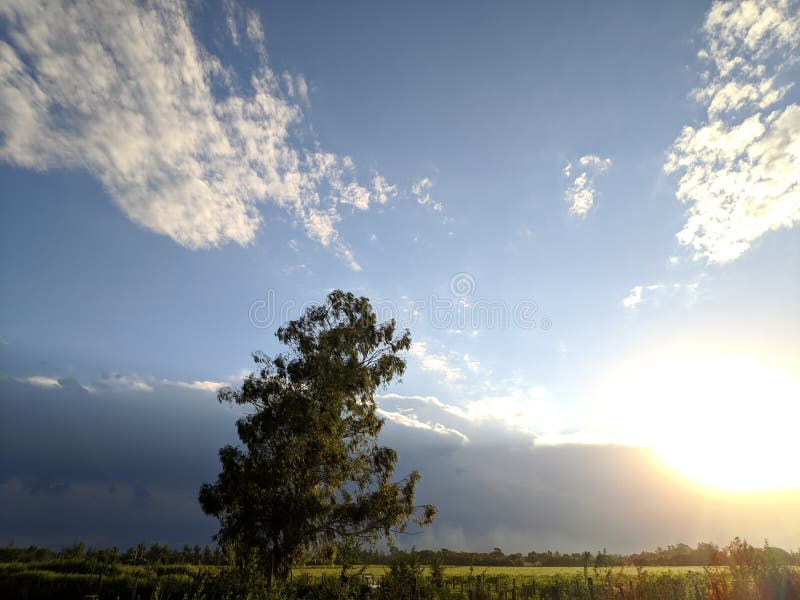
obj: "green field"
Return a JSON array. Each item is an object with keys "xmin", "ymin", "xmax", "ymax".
[
  {"xmin": 297, "ymin": 564, "xmax": 710, "ymax": 578},
  {"xmin": 3, "ymin": 560, "xmax": 798, "ymax": 599}
]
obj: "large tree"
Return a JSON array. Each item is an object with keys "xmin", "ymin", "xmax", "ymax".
[{"xmin": 199, "ymin": 290, "xmax": 436, "ymax": 582}]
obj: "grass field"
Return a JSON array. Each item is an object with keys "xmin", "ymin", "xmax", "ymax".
[
  {"xmin": 3, "ymin": 561, "xmax": 798, "ymax": 599},
  {"xmin": 296, "ymin": 564, "xmax": 710, "ymax": 578}
]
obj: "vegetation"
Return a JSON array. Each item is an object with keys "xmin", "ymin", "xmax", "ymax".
[
  {"xmin": 2, "ymin": 539, "xmax": 800, "ymax": 599},
  {"xmin": 199, "ymin": 290, "xmax": 436, "ymax": 584}
]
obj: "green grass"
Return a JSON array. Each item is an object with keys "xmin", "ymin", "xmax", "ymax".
[{"xmin": 296, "ymin": 565, "xmax": 711, "ymax": 578}]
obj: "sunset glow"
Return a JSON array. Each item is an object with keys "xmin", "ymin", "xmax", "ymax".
[{"xmin": 598, "ymin": 352, "xmax": 800, "ymax": 492}]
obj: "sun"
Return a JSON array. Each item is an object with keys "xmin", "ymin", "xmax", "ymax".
[{"xmin": 596, "ymin": 351, "xmax": 800, "ymax": 492}]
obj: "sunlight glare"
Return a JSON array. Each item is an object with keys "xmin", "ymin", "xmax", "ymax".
[{"xmin": 595, "ymin": 352, "xmax": 800, "ymax": 492}]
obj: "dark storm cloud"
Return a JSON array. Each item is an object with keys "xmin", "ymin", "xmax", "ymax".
[
  {"xmin": 379, "ymin": 421, "xmax": 800, "ymax": 553},
  {"xmin": 1, "ymin": 376, "xmax": 798, "ymax": 551},
  {"xmin": 0, "ymin": 375, "xmax": 236, "ymax": 547}
]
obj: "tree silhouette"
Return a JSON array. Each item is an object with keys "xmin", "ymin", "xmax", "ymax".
[{"xmin": 199, "ymin": 290, "xmax": 436, "ymax": 583}]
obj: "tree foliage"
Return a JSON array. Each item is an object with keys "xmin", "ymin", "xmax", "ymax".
[{"xmin": 199, "ymin": 290, "xmax": 436, "ymax": 582}]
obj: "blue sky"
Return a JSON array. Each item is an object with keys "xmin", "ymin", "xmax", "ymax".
[{"xmin": 1, "ymin": 0, "xmax": 799, "ymax": 551}]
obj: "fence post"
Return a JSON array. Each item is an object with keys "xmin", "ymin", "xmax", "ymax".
[{"xmin": 588, "ymin": 577, "xmax": 594, "ymax": 600}]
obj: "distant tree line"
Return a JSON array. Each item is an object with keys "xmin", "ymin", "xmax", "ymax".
[
  {"xmin": 0, "ymin": 541, "xmax": 228, "ymax": 566},
  {"xmin": 3, "ymin": 539, "xmax": 797, "ymax": 568},
  {"xmin": 344, "ymin": 542, "xmax": 799, "ymax": 568}
]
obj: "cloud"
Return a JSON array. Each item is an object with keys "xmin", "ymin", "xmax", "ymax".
[
  {"xmin": 372, "ymin": 174, "xmax": 398, "ymax": 204},
  {"xmin": 463, "ymin": 354, "xmax": 481, "ymax": 373},
  {"xmin": 378, "ymin": 392, "xmax": 470, "ymax": 421},
  {"xmin": 578, "ymin": 155, "xmax": 612, "ymax": 171},
  {"xmin": 621, "ymin": 285, "xmax": 646, "ymax": 308},
  {"xmin": 411, "ymin": 177, "xmax": 432, "ymax": 204},
  {"xmin": 20, "ymin": 375, "xmax": 61, "ymax": 389},
  {"xmin": 376, "ymin": 407, "xmax": 469, "ymax": 443},
  {"xmin": 5, "ymin": 373, "xmax": 799, "ymax": 550},
  {"xmin": 86, "ymin": 373, "xmax": 155, "ymax": 394},
  {"xmin": 245, "ymin": 9, "xmax": 265, "ymax": 45},
  {"xmin": 620, "ymin": 282, "xmax": 699, "ymax": 309},
  {"xmin": 0, "ymin": 0, "xmax": 392, "ymax": 269},
  {"xmin": 563, "ymin": 155, "xmax": 612, "ymax": 217},
  {"xmin": 664, "ymin": 0, "xmax": 800, "ymax": 264},
  {"xmin": 160, "ymin": 379, "xmax": 226, "ymax": 393},
  {"xmin": 407, "ymin": 341, "xmax": 463, "ymax": 383},
  {"xmin": 380, "ymin": 388, "xmax": 561, "ymax": 441},
  {"xmin": 282, "ymin": 73, "xmax": 310, "ymax": 106},
  {"xmin": 411, "ymin": 177, "xmax": 443, "ymax": 211},
  {"xmin": 13, "ymin": 371, "xmax": 228, "ymax": 395},
  {"xmin": 460, "ymin": 388, "xmax": 560, "ymax": 437}
]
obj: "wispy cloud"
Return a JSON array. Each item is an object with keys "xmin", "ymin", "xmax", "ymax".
[
  {"xmin": 411, "ymin": 177, "xmax": 443, "ymax": 212},
  {"xmin": 86, "ymin": 373, "xmax": 155, "ymax": 394},
  {"xmin": 376, "ymin": 407, "xmax": 469, "ymax": 443},
  {"xmin": 380, "ymin": 387, "xmax": 561, "ymax": 441},
  {"xmin": 160, "ymin": 379, "xmax": 226, "ymax": 393},
  {"xmin": 407, "ymin": 341, "xmax": 464, "ymax": 383},
  {"xmin": 621, "ymin": 285, "xmax": 646, "ymax": 309},
  {"xmin": 19, "ymin": 375, "xmax": 62, "ymax": 389},
  {"xmin": 620, "ymin": 281, "xmax": 700, "ymax": 309},
  {"xmin": 14, "ymin": 371, "xmax": 227, "ymax": 395},
  {"xmin": 379, "ymin": 393, "xmax": 470, "ymax": 420},
  {"xmin": 372, "ymin": 174, "xmax": 398, "ymax": 204},
  {"xmin": 664, "ymin": 0, "xmax": 800, "ymax": 264},
  {"xmin": 563, "ymin": 155, "xmax": 612, "ymax": 217},
  {"xmin": 460, "ymin": 388, "xmax": 560, "ymax": 437},
  {"xmin": 0, "ymin": 0, "xmax": 398, "ymax": 270}
]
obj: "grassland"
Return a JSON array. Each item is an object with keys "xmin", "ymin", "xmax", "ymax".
[
  {"xmin": 297, "ymin": 564, "xmax": 709, "ymax": 578},
  {"xmin": 3, "ymin": 560, "xmax": 799, "ymax": 599}
]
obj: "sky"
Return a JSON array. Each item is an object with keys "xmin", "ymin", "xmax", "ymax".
[{"xmin": 1, "ymin": 0, "xmax": 799, "ymax": 552}]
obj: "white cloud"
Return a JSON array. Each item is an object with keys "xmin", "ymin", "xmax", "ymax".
[
  {"xmin": 460, "ymin": 387, "xmax": 560, "ymax": 437},
  {"xmin": 411, "ymin": 176, "xmax": 443, "ymax": 211},
  {"xmin": 88, "ymin": 373, "xmax": 155, "ymax": 393},
  {"xmin": 376, "ymin": 407, "xmax": 469, "ymax": 443},
  {"xmin": 379, "ymin": 388, "xmax": 560, "ymax": 440},
  {"xmin": 378, "ymin": 392, "xmax": 470, "ymax": 420},
  {"xmin": 245, "ymin": 9, "xmax": 265, "ymax": 44},
  {"xmin": 578, "ymin": 155, "xmax": 612, "ymax": 171},
  {"xmin": 160, "ymin": 379, "xmax": 225, "ymax": 393},
  {"xmin": 20, "ymin": 375, "xmax": 61, "ymax": 389},
  {"xmin": 408, "ymin": 341, "xmax": 464, "ymax": 383},
  {"xmin": 372, "ymin": 174, "xmax": 398, "ymax": 204},
  {"xmin": 224, "ymin": 0, "xmax": 240, "ymax": 46},
  {"xmin": 563, "ymin": 155, "xmax": 612, "ymax": 217},
  {"xmin": 620, "ymin": 282, "xmax": 699, "ymax": 309},
  {"xmin": 664, "ymin": 0, "xmax": 800, "ymax": 264},
  {"xmin": 282, "ymin": 72, "xmax": 310, "ymax": 106},
  {"xmin": 411, "ymin": 177, "xmax": 432, "ymax": 204},
  {"xmin": 463, "ymin": 353, "xmax": 481, "ymax": 373},
  {"xmin": 621, "ymin": 285, "xmax": 644, "ymax": 309},
  {"xmin": 0, "ymin": 0, "xmax": 387, "ymax": 270},
  {"xmin": 18, "ymin": 371, "xmax": 229, "ymax": 394}
]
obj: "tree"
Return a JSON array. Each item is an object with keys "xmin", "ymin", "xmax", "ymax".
[{"xmin": 199, "ymin": 290, "xmax": 436, "ymax": 583}]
